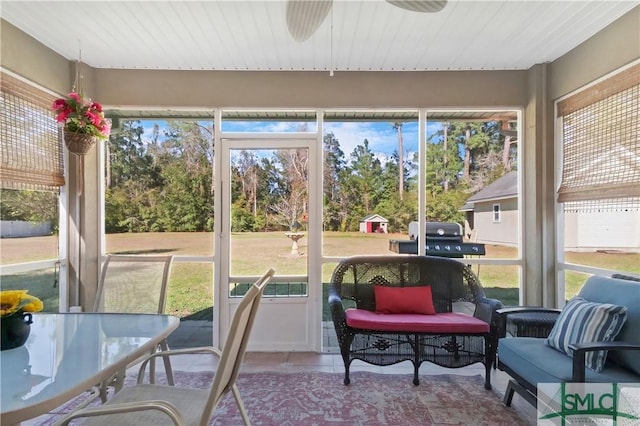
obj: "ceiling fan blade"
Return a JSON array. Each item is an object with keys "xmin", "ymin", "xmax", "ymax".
[
  {"xmin": 286, "ymin": 0, "xmax": 333, "ymax": 42},
  {"xmin": 386, "ymin": 0, "xmax": 447, "ymax": 13}
]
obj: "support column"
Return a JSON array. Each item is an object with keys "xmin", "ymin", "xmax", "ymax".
[
  {"xmin": 522, "ymin": 63, "xmax": 556, "ymax": 308},
  {"xmin": 66, "ymin": 146, "xmax": 101, "ymax": 311}
]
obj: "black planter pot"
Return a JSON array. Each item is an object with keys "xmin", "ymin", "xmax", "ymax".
[{"xmin": 1, "ymin": 312, "xmax": 33, "ymax": 351}]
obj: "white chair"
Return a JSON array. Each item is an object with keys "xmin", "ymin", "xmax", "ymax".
[
  {"xmin": 94, "ymin": 254, "xmax": 175, "ymax": 396},
  {"xmin": 56, "ymin": 268, "xmax": 275, "ymax": 426}
]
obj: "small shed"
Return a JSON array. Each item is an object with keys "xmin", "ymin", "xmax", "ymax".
[{"xmin": 359, "ymin": 214, "xmax": 388, "ymax": 233}]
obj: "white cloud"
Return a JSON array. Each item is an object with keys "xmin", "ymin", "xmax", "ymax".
[
  {"xmin": 134, "ymin": 118, "xmax": 441, "ymax": 160},
  {"xmin": 325, "ymin": 121, "xmax": 420, "ymax": 163},
  {"xmin": 222, "ymin": 121, "xmax": 315, "ymax": 133}
]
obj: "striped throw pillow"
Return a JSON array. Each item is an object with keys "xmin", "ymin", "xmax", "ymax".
[{"xmin": 546, "ymin": 297, "xmax": 627, "ymax": 373}]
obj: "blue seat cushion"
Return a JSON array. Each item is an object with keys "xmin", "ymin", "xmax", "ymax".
[
  {"xmin": 578, "ymin": 276, "xmax": 640, "ymax": 375},
  {"xmin": 499, "ymin": 338, "xmax": 639, "ymax": 385}
]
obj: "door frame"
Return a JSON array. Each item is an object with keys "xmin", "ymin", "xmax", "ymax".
[{"xmin": 212, "ymin": 110, "xmax": 323, "ymax": 351}]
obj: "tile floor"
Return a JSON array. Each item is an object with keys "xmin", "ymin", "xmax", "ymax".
[{"xmin": 166, "ymin": 319, "xmax": 214, "ymax": 348}]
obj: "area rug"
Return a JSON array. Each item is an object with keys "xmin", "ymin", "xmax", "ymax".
[{"xmin": 38, "ymin": 371, "xmax": 531, "ymax": 425}]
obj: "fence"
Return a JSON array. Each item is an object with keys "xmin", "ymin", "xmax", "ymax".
[{"xmin": 0, "ymin": 221, "xmax": 51, "ymax": 238}]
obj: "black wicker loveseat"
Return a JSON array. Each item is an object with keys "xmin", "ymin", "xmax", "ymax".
[{"xmin": 328, "ymin": 255, "xmax": 503, "ymax": 389}]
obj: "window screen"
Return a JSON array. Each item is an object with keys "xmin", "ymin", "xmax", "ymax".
[
  {"xmin": 1, "ymin": 71, "xmax": 64, "ymax": 190},
  {"xmin": 556, "ymin": 64, "xmax": 639, "ymax": 208}
]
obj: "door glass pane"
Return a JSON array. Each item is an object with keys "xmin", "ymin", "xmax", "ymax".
[{"xmin": 229, "ymin": 148, "xmax": 308, "ymax": 277}]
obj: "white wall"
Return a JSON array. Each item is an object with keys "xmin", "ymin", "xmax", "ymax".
[
  {"xmin": 473, "ymin": 199, "xmax": 519, "ymax": 246},
  {"xmin": 564, "ymin": 211, "xmax": 640, "ymax": 252}
]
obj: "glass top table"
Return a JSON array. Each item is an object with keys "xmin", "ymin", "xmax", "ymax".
[{"xmin": 0, "ymin": 312, "xmax": 180, "ymax": 425}]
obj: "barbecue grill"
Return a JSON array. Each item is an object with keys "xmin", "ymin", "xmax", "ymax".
[{"xmin": 389, "ymin": 221, "xmax": 486, "ymax": 258}]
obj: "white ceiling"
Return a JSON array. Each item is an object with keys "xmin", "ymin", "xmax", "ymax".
[{"xmin": 2, "ymin": 1, "xmax": 637, "ymax": 72}]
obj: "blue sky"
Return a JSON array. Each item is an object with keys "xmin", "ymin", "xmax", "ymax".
[{"xmin": 139, "ymin": 119, "xmax": 444, "ymax": 163}]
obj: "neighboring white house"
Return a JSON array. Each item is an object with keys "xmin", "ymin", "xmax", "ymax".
[
  {"xmin": 462, "ymin": 171, "xmax": 640, "ymax": 251},
  {"xmin": 359, "ymin": 214, "xmax": 388, "ymax": 233},
  {"xmin": 563, "ymin": 206, "xmax": 640, "ymax": 252}
]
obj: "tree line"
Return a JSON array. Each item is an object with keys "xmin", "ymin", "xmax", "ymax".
[{"xmin": 1, "ymin": 119, "xmax": 516, "ymax": 234}]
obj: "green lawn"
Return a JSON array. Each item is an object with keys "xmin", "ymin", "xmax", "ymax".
[{"xmin": 2, "ymin": 232, "xmax": 638, "ymax": 318}]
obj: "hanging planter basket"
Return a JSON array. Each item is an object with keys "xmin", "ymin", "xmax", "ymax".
[{"xmin": 64, "ymin": 131, "xmax": 98, "ymax": 155}]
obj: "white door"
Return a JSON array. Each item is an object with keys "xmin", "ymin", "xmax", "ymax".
[{"xmin": 215, "ymin": 136, "xmax": 320, "ymax": 351}]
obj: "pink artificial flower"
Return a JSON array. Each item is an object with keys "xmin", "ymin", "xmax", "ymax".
[
  {"xmin": 56, "ymin": 111, "xmax": 70, "ymax": 122},
  {"xmin": 52, "ymin": 92, "xmax": 109, "ymax": 139},
  {"xmin": 52, "ymin": 99, "xmax": 66, "ymax": 111},
  {"xmin": 85, "ymin": 111, "xmax": 102, "ymax": 127},
  {"xmin": 100, "ymin": 119, "xmax": 112, "ymax": 136}
]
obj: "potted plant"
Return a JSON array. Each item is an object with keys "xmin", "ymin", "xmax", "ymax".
[
  {"xmin": 0, "ymin": 290, "xmax": 43, "ymax": 350},
  {"xmin": 52, "ymin": 92, "xmax": 111, "ymax": 155}
]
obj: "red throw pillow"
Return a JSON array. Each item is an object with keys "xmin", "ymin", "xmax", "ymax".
[{"xmin": 374, "ymin": 285, "xmax": 436, "ymax": 315}]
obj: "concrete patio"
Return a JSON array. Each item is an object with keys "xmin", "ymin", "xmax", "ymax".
[{"xmin": 167, "ymin": 319, "xmax": 340, "ymax": 353}]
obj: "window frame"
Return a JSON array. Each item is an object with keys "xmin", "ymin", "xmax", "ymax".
[
  {"xmin": 555, "ymin": 60, "xmax": 640, "ymax": 306},
  {"xmin": 492, "ymin": 203, "xmax": 501, "ymax": 223},
  {"xmin": 0, "ymin": 70, "xmax": 68, "ymax": 311}
]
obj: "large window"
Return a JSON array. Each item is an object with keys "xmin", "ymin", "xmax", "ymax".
[
  {"xmin": 103, "ymin": 119, "xmax": 215, "ymax": 318},
  {"xmin": 556, "ymin": 62, "xmax": 640, "ymax": 301},
  {"xmin": 103, "ymin": 109, "xmax": 523, "ymax": 315},
  {"xmin": 322, "ymin": 112, "xmax": 419, "ymax": 257},
  {"xmin": 0, "ymin": 71, "xmax": 66, "ymax": 312},
  {"xmin": 425, "ymin": 113, "xmax": 520, "ymax": 305},
  {"xmin": 318, "ymin": 110, "xmax": 521, "ymax": 303}
]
